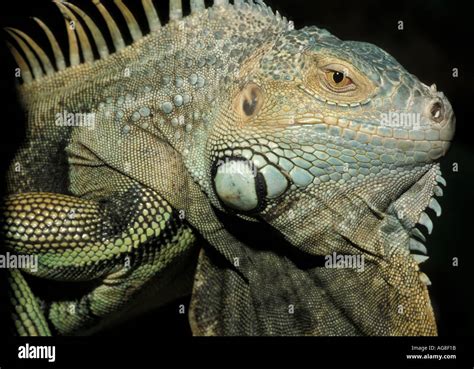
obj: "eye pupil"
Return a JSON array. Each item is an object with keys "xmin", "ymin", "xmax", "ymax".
[{"xmin": 333, "ymin": 71, "xmax": 344, "ymax": 84}]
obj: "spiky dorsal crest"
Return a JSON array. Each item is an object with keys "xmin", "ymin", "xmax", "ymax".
[{"xmin": 5, "ymin": 0, "xmax": 289, "ymax": 85}]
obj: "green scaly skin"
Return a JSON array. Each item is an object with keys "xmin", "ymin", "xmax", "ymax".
[{"xmin": 1, "ymin": 0, "xmax": 455, "ymax": 336}]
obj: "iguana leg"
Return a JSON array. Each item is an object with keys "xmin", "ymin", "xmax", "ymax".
[
  {"xmin": 1, "ymin": 185, "xmax": 196, "ymax": 335},
  {"xmin": 47, "ymin": 225, "xmax": 195, "ymax": 334},
  {"xmin": 2, "ymin": 186, "xmax": 186, "ymax": 279},
  {"xmin": 7, "ymin": 269, "xmax": 51, "ymax": 336}
]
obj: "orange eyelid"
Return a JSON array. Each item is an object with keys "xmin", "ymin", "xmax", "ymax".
[{"xmin": 304, "ymin": 56, "xmax": 374, "ymax": 102}]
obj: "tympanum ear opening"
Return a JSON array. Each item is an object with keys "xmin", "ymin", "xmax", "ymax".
[{"xmin": 233, "ymin": 83, "xmax": 264, "ymax": 122}]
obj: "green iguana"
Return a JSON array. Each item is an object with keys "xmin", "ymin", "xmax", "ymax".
[{"xmin": 1, "ymin": 0, "xmax": 455, "ymax": 336}]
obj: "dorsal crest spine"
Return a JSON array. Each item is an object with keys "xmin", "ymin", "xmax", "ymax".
[{"xmin": 5, "ymin": 0, "xmax": 286, "ymax": 85}]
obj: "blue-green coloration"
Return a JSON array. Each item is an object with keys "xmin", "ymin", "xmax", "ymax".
[{"xmin": 2, "ymin": 0, "xmax": 454, "ymax": 336}]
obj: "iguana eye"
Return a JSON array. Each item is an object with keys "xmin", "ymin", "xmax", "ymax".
[
  {"xmin": 324, "ymin": 70, "xmax": 354, "ymax": 90},
  {"xmin": 234, "ymin": 83, "xmax": 264, "ymax": 121},
  {"xmin": 302, "ymin": 55, "xmax": 376, "ymax": 103}
]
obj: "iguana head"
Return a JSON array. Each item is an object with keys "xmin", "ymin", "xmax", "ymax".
[
  {"xmin": 193, "ymin": 25, "xmax": 455, "ymax": 334},
  {"xmin": 207, "ymin": 26, "xmax": 454, "ymax": 255}
]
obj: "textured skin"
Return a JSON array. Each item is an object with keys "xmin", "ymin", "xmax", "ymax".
[{"xmin": 2, "ymin": 0, "xmax": 455, "ymax": 336}]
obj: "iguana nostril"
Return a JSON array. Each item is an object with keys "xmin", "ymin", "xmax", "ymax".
[{"xmin": 429, "ymin": 101, "xmax": 444, "ymax": 123}]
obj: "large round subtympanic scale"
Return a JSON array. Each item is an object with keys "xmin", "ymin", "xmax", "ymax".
[{"xmin": 214, "ymin": 160, "xmax": 259, "ymax": 211}]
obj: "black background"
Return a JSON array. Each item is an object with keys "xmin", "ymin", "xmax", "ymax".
[{"xmin": 0, "ymin": 0, "xmax": 472, "ymax": 368}]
